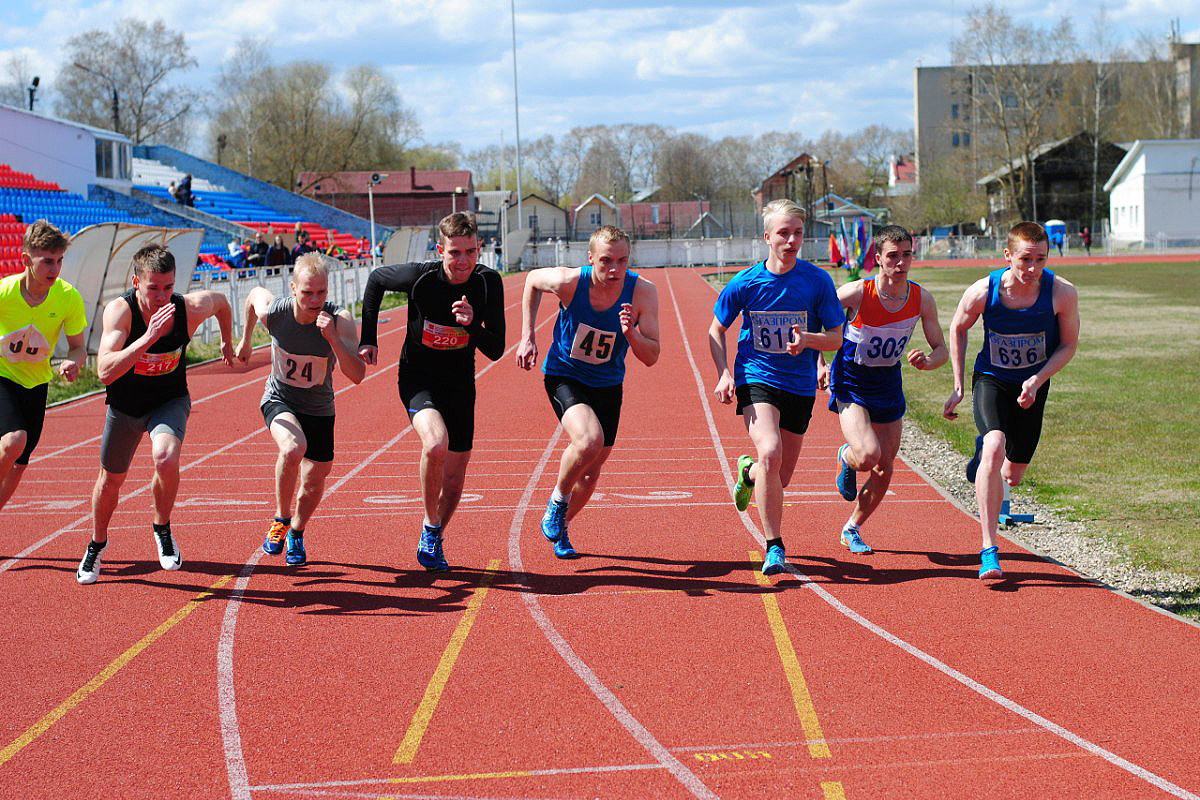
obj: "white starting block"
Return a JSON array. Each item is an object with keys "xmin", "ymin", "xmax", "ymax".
[{"xmin": 997, "ymin": 483, "xmax": 1034, "ymax": 526}]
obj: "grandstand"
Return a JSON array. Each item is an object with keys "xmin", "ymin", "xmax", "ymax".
[{"xmin": 0, "ymin": 165, "xmax": 144, "ymax": 275}]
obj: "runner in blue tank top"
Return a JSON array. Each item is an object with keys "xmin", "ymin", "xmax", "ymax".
[
  {"xmin": 944, "ymin": 221, "xmax": 1079, "ymax": 580},
  {"xmin": 709, "ymin": 200, "xmax": 845, "ymax": 576},
  {"xmin": 515, "ymin": 225, "xmax": 661, "ymax": 559}
]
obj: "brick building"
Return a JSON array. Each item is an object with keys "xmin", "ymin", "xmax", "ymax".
[{"xmin": 298, "ymin": 167, "xmax": 474, "ymax": 227}]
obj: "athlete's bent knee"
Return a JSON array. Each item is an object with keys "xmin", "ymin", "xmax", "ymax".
[{"xmin": 0, "ymin": 430, "xmax": 28, "ymax": 459}]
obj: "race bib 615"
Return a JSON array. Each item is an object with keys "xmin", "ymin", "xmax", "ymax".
[{"xmin": 748, "ymin": 310, "xmax": 806, "ymax": 353}]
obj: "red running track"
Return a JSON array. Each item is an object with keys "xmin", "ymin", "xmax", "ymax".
[{"xmin": 0, "ymin": 268, "xmax": 1196, "ymax": 799}]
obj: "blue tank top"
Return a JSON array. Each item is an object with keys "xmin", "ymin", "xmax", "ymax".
[
  {"xmin": 542, "ymin": 265, "xmax": 638, "ymax": 387},
  {"xmin": 974, "ymin": 267, "xmax": 1059, "ymax": 384}
]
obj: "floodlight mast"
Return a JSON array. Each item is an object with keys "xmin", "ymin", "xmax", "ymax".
[
  {"xmin": 511, "ymin": 0, "xmax": 523, "ymax": 228},
  {"xmin": 369, "ymin": 172, "xmax": 387, "ymax": 265}
]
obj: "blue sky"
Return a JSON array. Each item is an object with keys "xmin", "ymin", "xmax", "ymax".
[{"xmin": 1, "ymin": 0, "xmax": 1196, "ymax": 153}]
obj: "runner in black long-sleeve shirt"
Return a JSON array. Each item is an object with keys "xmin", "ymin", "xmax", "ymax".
[{"xmin": 358, "ymin": 212, "xmax": 505, "ymax": 571}]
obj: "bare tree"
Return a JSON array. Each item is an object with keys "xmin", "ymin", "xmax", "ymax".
[
  {"xmin": 55, "ymin": 18, "xmax": 199, "ymax": 146},
  {"xmin": 951, "ymin": 2, "xmax": 1075, "ymax": 220},
  {"xmin": 0, "ymin": 54, "xmax": 38, "ymax": 109},
  {"xmin": 1068, "ymin": 8, "xmax": 1127, "ymax": 231},
  {"xmin": 1123, "ymin": 28, "xmax": 1182, "ymax": 139},
  {"xmin": 212, "ymin": 59, "xmax": 423, "ymax": 191},
  {"xmin": 654, "ymin": 133, "xmax": 717, "ymax": 200}
]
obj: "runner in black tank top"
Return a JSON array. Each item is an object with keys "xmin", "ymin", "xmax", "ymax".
[{"xmin": 77, "ymin": 245, "xmax": 235, "ymax": 585}]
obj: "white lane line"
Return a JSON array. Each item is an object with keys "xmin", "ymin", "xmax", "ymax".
[
  {"xmin": 505, "ymin": 429, "xmax": 718, "ymax": 800},
  {"xmin": 221, "ymin": 306, "xmax": 551, "ymax": 798},
  {"xmin": 665, "ymin": 270, "xmax": 1199, "ymax": 800}
]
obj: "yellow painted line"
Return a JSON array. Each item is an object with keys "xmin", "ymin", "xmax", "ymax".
[
  {"xmin": 821, "ymin": 780, "xmax": 847, "ymax": 799},
  {"xmin": 393, "ymin": 559, "xmax": 500, "ymax": 765},
  {"xmin": 750, "ymin": 550, "xmax": 831, "ymax": 759},
  {"xmin": 0, "ymin": 574, "xmax": 234, "ymax": 768},
  {"xmin": 384, "ymin": 768, "xmax": 534, "ymax": 788}
]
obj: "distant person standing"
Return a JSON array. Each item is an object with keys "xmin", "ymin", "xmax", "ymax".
[
  {"xmin": 247, "ymin": 231, "xmax": 269, "ymax": 270},
  {"xmin": 1081, "ymin": 226, "xmax": 1092, "ymax": 256},
  {"xmin": 943, "ymin": 221, "xmax": 1079, "ymax": 580},
  {"xmin": 0, "ymin": 220, "xmax": 86, "ymax": 512},
  {"xmin": 267, "ymin": 234, "xmax": 290, "ymax": 267}
]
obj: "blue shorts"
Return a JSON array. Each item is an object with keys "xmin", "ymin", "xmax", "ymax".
[{"xmin": 828, "ymin": 393, "xmax": 906, "ymax": 425}]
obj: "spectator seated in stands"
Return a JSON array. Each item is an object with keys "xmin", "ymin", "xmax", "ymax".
[
  {"xmin": 246, "ymin": 231, "xmax": 269, "ymax": 268},
  {"xmin": 324, "ymin": 233, "xmax": 346, "ymax": 261},
  {"xmin": 291, "ymin": 230, "xmax": 314, "ymax": 261},
  {"xmin": 267, "ymin": 234, "xmax": 290, "ymax": 267},
  {"xmin": 356, "ymin": 236, "xmax": 370, "ymax": 259},
  {"xmin": 225, "ymin": 237, "xmax": 247, "ymax": 269}
]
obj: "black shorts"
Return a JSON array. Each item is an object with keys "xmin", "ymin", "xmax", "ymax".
[
  {"xmin": 262, "ymin": 400, "xmax": 335, "ymax": 463},
  {"xmin": 736, "ymin": 382, "xmax": 815, "ymax": 435},
  {"xmin": 0, "ymin": 377, "xmax": 48, "ymax": 465},
  {"xmin": 398, "ymin": 369, "xmax": 476, "ymax": 452},
  {"xmin": 545, "ymin": 375, "xmax": 623, "ymax": 447},
  {"xmin": 972, "ymin": 371, "xmax": 1050, "ymax": 465}
]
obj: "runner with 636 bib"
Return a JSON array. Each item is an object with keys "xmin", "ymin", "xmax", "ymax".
[{"xmin": 944, "ymin": 221, "xmax": 1080, "ymax": 580}]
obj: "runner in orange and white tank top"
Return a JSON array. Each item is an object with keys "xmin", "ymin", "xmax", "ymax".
[{"xmin": 818, "ymin": 225, "xmax": 949, "ymax": 556}]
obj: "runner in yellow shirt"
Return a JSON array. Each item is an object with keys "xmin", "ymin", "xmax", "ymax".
[{"xmin": 0, "ymin": 220, "xmax": 87, "ymax": 510}]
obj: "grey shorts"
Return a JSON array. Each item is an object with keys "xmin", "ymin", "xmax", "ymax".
[{"xmin": 100, "ymin": 395, "xmax": 191, "ymax": 473}]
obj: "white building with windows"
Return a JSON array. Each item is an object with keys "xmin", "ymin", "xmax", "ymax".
[
  {"xmin": 0, "ymin": 103, "xmax": 132, "ymax": 195},
  {"xmin": 1103, "ymin": 139, "xmax": 1200, "ymax": 246}
]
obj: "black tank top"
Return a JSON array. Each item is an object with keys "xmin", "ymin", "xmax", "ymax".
[{"xmin": 106, "ymin": 290, "xmax": 190, "ymax": 416}]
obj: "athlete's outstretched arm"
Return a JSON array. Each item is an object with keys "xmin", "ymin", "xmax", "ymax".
[
  {"xmin": 471, "ymin": 269, "xmax": 506, "ymax": 362},
  {"xmin": 183, "ymin": 291, "xmax": 235, "ymax": 366},
  {"xmin": 359, "ymin": 262, "xmax": 422, "ymax": 364},
  {"xmin": 621, "ymin": 279, "xmax": 660, "ymax": 367},
  {"xmin": 943, "ymin": 278, "xmax": 987, "ymax": 419},
  {"xmin": 515, "ymin": 266, "xmax": 576, "ymax": 370},
  {"xmin": 1017, "ymin": 276, "xmax": 1079, "ymax": 407},
  {"xmin": 236, "ymin": 286, "xmax": 275, "ymax": 364},
  {"xmin": 326, "ymin": 309, "xmax": 367, "ymax": 384},
  {"xmin": 907, "ymin": 290, "xmax": 949, "ymax": 372}
]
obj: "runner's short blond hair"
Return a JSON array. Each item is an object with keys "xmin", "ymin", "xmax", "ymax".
[
  {"xmin": 293, "ymin": 252, "xmax": 332, "ymax": 280},
  {"xmin": 588, "ymin": 224, "xmax": 630, "ymax": 252},
  {"xmin": 762, "ymin": 199, "xmax": 806, "ymax": 229}
]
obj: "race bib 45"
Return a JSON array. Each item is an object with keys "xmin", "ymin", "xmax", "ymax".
[{"xmin": 569, "ymin": 323, "xmax": 617, "ymax": 365}]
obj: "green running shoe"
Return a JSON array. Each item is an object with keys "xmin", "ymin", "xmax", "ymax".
[{"xmin": 733, "ymin": 454, "xmax": 755, "ymax": 511}]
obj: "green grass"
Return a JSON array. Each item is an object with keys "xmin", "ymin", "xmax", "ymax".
[
  {"xmin": 707, "ymin": 260, "xmax": 1200, "ymax": 590},
  {"xmin": 46, "ymin": 367, "xmax": 104, "ymax": 405}
]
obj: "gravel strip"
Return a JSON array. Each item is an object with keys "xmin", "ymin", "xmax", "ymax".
[{"xmin": 898, "ymin": 423, "xmax": 1199, "ymax": 617}]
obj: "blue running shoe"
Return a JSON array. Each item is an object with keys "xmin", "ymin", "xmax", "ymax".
[
  {"xmin": 263, "ymin": 517, "xmax": 289, "ymax": 555},
  {"xmin": 979, "ymin": 546, "xmax": 1001, "ymax": 579},
  {"xmin": 840, "ymin": 527, "xmax": 872, "ymax": 554},
  {"xmin": 541, "ymin": 497, "xmax": 568, "ymax": 543},
  {"xmin": 762, "ymin": 544, "xmax": 787, "ymax": 576},
  {"xmin": 733, "ymin": 454, "xmax": 755, "ymax": 511},
  {"xmin": 285, "ymin": 530, "xmax": 306, "ymax": 566},
  {"xmin": 417, "ymin": 526, "xmax": 449, "ymax": 572},
  {"xmin": 966, "ymin": 435, "xmax": 984, "ymax": 484},
  {"xmin": 835, "ymin": 444, "xmax": 856, "ymax": 501},
  {"xmin": 553, "ymin": 529, "xmax": 579, "ymax": 559}
]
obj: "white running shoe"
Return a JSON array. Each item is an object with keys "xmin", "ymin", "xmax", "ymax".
[
  {"xmin": 77, "ymin": 540, "xmax": 107, "ymax": 584},
  {"xmin": 154, "ymin": 526, "xmax": 182, "ymax": 571}
]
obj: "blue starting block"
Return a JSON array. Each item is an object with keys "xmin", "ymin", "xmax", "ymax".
[{"xmin": 997, "ymin": 483, "xmax": 1034, "ymax": 526}]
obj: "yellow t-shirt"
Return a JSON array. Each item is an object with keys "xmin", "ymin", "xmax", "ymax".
[{"xmin": 0, "ymin": 274, "xmax": 87, "ymax": 389}]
